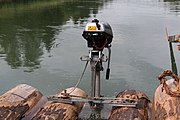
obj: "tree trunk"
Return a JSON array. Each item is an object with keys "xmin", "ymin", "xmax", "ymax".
[
  {"xmin": 152, "ymin": 79, "xmax": 180, "ymax": 120},
  {"xmin": 32, "ymin": 87, "xmax": 87, "ymax": 120},
  {"xmin": 0, "ymin": 84, "xmax": 44, "ymax": 120}
]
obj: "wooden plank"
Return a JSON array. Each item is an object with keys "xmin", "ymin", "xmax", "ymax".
[
  {"xmin": 108, "ymin": 89, "xmax": 150, "ymax": 120},
  {"xmin": 32, "ymin": 87, "xmax": 87, "ymax": 120},
  {"xmin": 0, "ymin": 84, "xmax": 43, "ymax": 119}
]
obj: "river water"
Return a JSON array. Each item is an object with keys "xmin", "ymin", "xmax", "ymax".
[{"xmin": 0, "ymin": 0, "xmax": 180, "ymax": 103}]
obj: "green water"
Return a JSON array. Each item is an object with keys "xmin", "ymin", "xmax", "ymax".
[{"xmin": 0, "ymin": 0, "xmax": 180, "ymax": 103}]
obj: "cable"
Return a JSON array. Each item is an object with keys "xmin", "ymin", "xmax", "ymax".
[{"xmin": 68, "ymin": 61, "xmax": 89, "ymax": 94}]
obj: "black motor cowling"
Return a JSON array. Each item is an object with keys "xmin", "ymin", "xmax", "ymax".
[{"xmin": 82, "ymin": 19, "xmax": 113, "ymax": 50}]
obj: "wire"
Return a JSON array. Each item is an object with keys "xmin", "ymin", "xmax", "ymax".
[
  {"xmin": 64, "ymin": 52, "xmax": 101, "ymax": 95},
  {"xmin": 68, "ymin": 61, "xmax": 89, "ymax": 94}
]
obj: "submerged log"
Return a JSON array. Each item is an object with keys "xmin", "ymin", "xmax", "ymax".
[
  {"xmin": 0, "ymin": 84, "xmax": 44, "ymax": 120},
  {"xmin": 108, "ymin": 89, "xmax": 150, "ymax": 120},
  {"xmin": 152, "ymin": 70, "xmax": 180, "ymax": 120},
  {"xmin": 32, "ymin": 87, "xmax": 87, "ymax": 120}
]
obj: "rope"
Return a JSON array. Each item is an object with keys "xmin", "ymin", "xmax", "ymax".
[
  {"xmin": 158, "ymin": 70, "xmax": 180, "ymax": 97},
  {"xmin": 67, "ymin": 61, "xmax": 89, "ymax": 95}
]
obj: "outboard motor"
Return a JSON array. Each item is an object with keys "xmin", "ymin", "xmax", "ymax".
[
  {"xmin": 82, "ymin": 19, "xmax": 113, "ymax": 50},
  {"xmin": 81, "ymin": 19, "xmax": 113, "ymax": 82}
]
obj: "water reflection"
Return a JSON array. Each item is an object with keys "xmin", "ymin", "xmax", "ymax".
[
  {"xmin": 163, "ymin": 0, "xmax": 180, "ymax": 2},
  {"xmin": 0, "ymin": 0, "xmax": 111, "ymax": 71},
  {"xmin": 160, "ymin": 0, "xmax": 180, "ymax": 13}
]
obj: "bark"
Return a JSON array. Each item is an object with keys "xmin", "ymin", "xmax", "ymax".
[
  {"xmin": 152, "ymin": 79, "xmax": 180, "ymax": 120},
  {"xmin": 0, "ymin": 84, "xmax": 43, "ymax": 120},
  {"xmin": 108, "ymin": 89, "xmax": 150, "ymax": 120},
  {"xmin": 32, "ymin": 87, "xmax": 87, "ymax": 120}
]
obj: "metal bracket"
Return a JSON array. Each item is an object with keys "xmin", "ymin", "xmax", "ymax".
[
  {"xmin": 80, "ymin": 50, "xmax": 107, "ymax": 62},
  {"xmin": 47, "ymin": 96, "xmax": 137, "ymax": 107}
]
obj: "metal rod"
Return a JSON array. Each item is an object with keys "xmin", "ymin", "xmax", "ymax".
[
  {"xmin": 47, "ymin": 96, "xmax": 137, "ymax": 107},
  {"xmin": 91, "ymin": 62, "xmax": 96, "ymax": 97},
  {"xmin": 169, "ymin": 42, "xmax": 178, "ymax": 76},
  {"xmin": 107, "ymin": 46, "xmax": 111, "ymax": 69},
  {"xmin": 95, "ymin": 70, "xmax": 100, "ymax": 97},
  {"xmin": 166, "ymin": 28, "xmax": 178, "ymax": 75},
  {"xmin": 106, "ymin": 46, "xmax": 111, "ymax": 80},
  {"xmin": 90, "ymin": 50, "xmax": 101, "ymax": 97}
]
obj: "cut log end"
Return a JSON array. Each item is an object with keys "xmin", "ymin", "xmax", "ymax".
[{"xmin": 0, "ymin": 84, "xmax": 43, "ymax": 120}]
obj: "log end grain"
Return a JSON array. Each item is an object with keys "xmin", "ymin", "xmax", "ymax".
[{"xmin": 0, "ymin": 84, "xmax": 43, "ymax": 119}]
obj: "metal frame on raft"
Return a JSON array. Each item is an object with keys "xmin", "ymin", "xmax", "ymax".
[
  {"xmin": 47, "ymin": 95, "xmax": 137, "ymax": 107},
  {"xmin": 47, "ymin": 47, "xmax": 137, "ymax": 107}
]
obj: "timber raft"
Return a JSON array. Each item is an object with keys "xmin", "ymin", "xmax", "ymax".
[
  {"xmin": 0, "ymin": 84, "xmax": 151, "ymax": 120},
  {"xmin": 0, "ymin": 70, "xmax": 179, "ymax": 120}
]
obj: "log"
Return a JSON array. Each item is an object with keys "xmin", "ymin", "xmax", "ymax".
[
  {"xmin": 32, "ymin": 87, "xmax": 87, "ymax": 120},
  {"xmin": 152, "ymin": 79, "xmax": 180, "ymax": 120},
  {"xmin": 108, "ymin": 89, "xmax": 150, "ymax": 120},
  {"xmin": 0, "ymin": 84, "xmax": 44, "ymax": 120}
]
